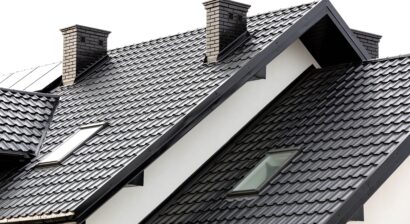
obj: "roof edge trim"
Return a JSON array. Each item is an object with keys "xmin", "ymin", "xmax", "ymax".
[
  {"xmin": 366, "ymin": 53, "xmax": 410, "ymax": 63},
  {"xmin": 324, "ymin": 132, "xmax": 410, "ymax": 224},
  {"xmin": 0, "ymin": 87, "xmax": 60, "ymax": 99},
  {"xmin": 324, "ymin": 0, "xmax": 370, "ymax": 60},
  {"xmin": 63, "ymin": 1, "xmax": 372, "ymax": 222}
]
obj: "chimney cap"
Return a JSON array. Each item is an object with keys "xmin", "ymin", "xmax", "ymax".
[
  {"xmin": 203, "ymin": 0, "xmax": 250, "ymax": 10},
  {"xmin": 60, "ymin": 24, "xmax": 111, "ymax": 35}
]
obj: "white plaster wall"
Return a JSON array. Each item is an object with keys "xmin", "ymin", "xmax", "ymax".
[
  {"xmin": 87, "ymin": 39, "xmax": 319, "ymax": 224},
  {"xmin": 347, "ymin": 156, "xmax": 410, "ymax": 224}
]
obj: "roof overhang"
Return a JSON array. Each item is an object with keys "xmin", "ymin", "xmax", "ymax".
[
  {"xmin": 244, "ymin": 0, "xmax": 369, "ymax": 73},
  {"xmin": 8, "ymin": 1, "xmax": 371, "ymax": 223},
  {"xmin": 71, "ymin": 1, "xmax": 371, "ymax": 223}
]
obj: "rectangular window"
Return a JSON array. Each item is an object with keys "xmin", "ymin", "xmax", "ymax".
[
  {"xmin": 229, "ymin": 149, "xmax": 297, "ymax": 196},
  {"xmin": 39, "ymin": 122, "xmax": 106, "ymax": 165}
]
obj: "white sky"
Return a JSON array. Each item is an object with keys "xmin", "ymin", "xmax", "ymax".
[{"xmin": 0, "ymin": 0, "xmax": 409, "ymax": 74}]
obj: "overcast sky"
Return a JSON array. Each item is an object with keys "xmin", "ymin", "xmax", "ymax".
[{"xmin": 0, "ymin": 0, "xmax": 409, "ymax": 74}]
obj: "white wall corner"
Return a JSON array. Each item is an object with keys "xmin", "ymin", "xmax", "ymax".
[{"xmin": 347, "ymin": 155, "xmax": 410, "ymax": 224}]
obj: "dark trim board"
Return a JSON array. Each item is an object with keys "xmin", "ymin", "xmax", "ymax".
[
  {"xmin": 325, "ymin": 133, "xmax": 410, "ymax": 224},
  {"xmin": 324, "ymin": 0, "xmax": 370, "ymax": 60}
]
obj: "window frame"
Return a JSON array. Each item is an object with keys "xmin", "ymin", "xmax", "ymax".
[
  {"xmin": 38, "ymin": 122, "xmax": 107, "ymax": 166},
  {"xmin": 227, "ymin": 148, "xmax": 299, "ymax": 197}
]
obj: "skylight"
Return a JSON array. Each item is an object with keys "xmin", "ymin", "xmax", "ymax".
[
  {"xmin": 229, "ymin": 149, "xmax": 298, "ymax": 196},
  {"xmin": 39, "ymin": 122, "xmax": 107, "ymax": 165}
]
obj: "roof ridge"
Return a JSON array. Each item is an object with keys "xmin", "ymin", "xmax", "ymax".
[
  {"xmin": 248, "ymin": 1, "xmax": 319, "ymax": 19},
  {"xmin": 108, "ymin": 29, "xmax": 204, "ymax": 54},
  {"xmin": 0, "ymin": 86, "xmax": 60, "ymax": 99},
  {"xmin": 366, "ymin": 53, "xmax": 410, "ymax": 63},
  {"xmin": 108, "ymin": 0, "xmax": 319, "ymax": 54},
  {"xmin": 4, "ymin": 1, "xmax": 320, "ymax": 71}
]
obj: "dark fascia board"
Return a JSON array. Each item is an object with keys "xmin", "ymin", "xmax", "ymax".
[
  {"xmin": 324, "ymin": 132, "xmax": 410, "ymax": 224},
  {"xmin": 68, "ymin": 1, "xmax": 371, "ymax": 223},
  {"xmin": 324, "ymin": 1, "xmax": 370, "ymax": 60},
  {"xmin": 243, "ymin": 0, "xmax": 369, "ymax": 82}
]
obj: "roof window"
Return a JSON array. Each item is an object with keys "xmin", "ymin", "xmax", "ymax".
[
  {"xmin": 229, "ymin": 149, "xmax": 297, "ymax": 196},
  {"xmin": 38, "ymin": 122, "xmax": 107, "ymax": 166}
]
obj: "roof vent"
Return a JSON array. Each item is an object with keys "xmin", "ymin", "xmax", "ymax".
[
  {"xmin": 203, "ymin": 0, "xmax": 250, "ymax": 63},
  {"xmin": 60, "ymin": 25, "xmax": 111, "ymax": 86}
]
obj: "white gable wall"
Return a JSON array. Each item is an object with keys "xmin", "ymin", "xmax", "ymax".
[
  {"xmin": 87, "ymin": 39, "xmax": 319, "ymax": 224},
  {"xmin": 347, "ymin": 155, "xmax": 410, "ymax": 224}
]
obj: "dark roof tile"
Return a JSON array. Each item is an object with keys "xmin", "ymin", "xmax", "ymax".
[
  {"xmin": 0, "ymin": 1, "xmax": 319, "ymax": 221},
  {"xmin": 0, "ymin": 88, "xmax": 57, "ymax": 156},
  {"xmin": 145, "ymin": 56, "xmax": 410, "ymax": 224}
]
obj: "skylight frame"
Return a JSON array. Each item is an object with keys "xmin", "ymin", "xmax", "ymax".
[
  {"xmin": 227, "ymin": 148, "xmax": 299, "ymax": 197},
  {"xmin": 38, "ymin": 122, "xmax": 107, "ymax": 166}
]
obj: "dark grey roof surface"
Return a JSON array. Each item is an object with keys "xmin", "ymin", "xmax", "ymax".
[
  {"xmin": 0, "ymin": 88, "xmax": 58, "ymax": 156},
  {"xmin": 0, "ymin": 62, "xmax": 62, "ymax": 92},
  {"xmin": 144, "ymin": 56, "xmax": 410, "ymax": 224},
  {"xmin": 0, "ymin": 2, "xmax": 321, "ymax": 222}
]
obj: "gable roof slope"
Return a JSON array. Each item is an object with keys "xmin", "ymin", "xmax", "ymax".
[
  {"xmin": 143, "ymin": 55, "xmax": 410, "ymax": 224},
  {"xmin": 0, "ymin": 0, "xmax": 371, "ymax": 223},
  {"xmin": 0, "ymin": 88, "xmax": 58, "ymax": 157}
]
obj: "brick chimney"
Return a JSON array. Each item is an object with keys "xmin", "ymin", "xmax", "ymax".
[
  {"xmin": 61, "ymin": 25, "xmax": 110, "ymax": 86},
  {"xmin": 203, "ymin": 0, "xmax": 250, "ymax": 63},
  {"xmin": 352, "ymin": 29, "xmax": 382, "ymax": 59}
]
